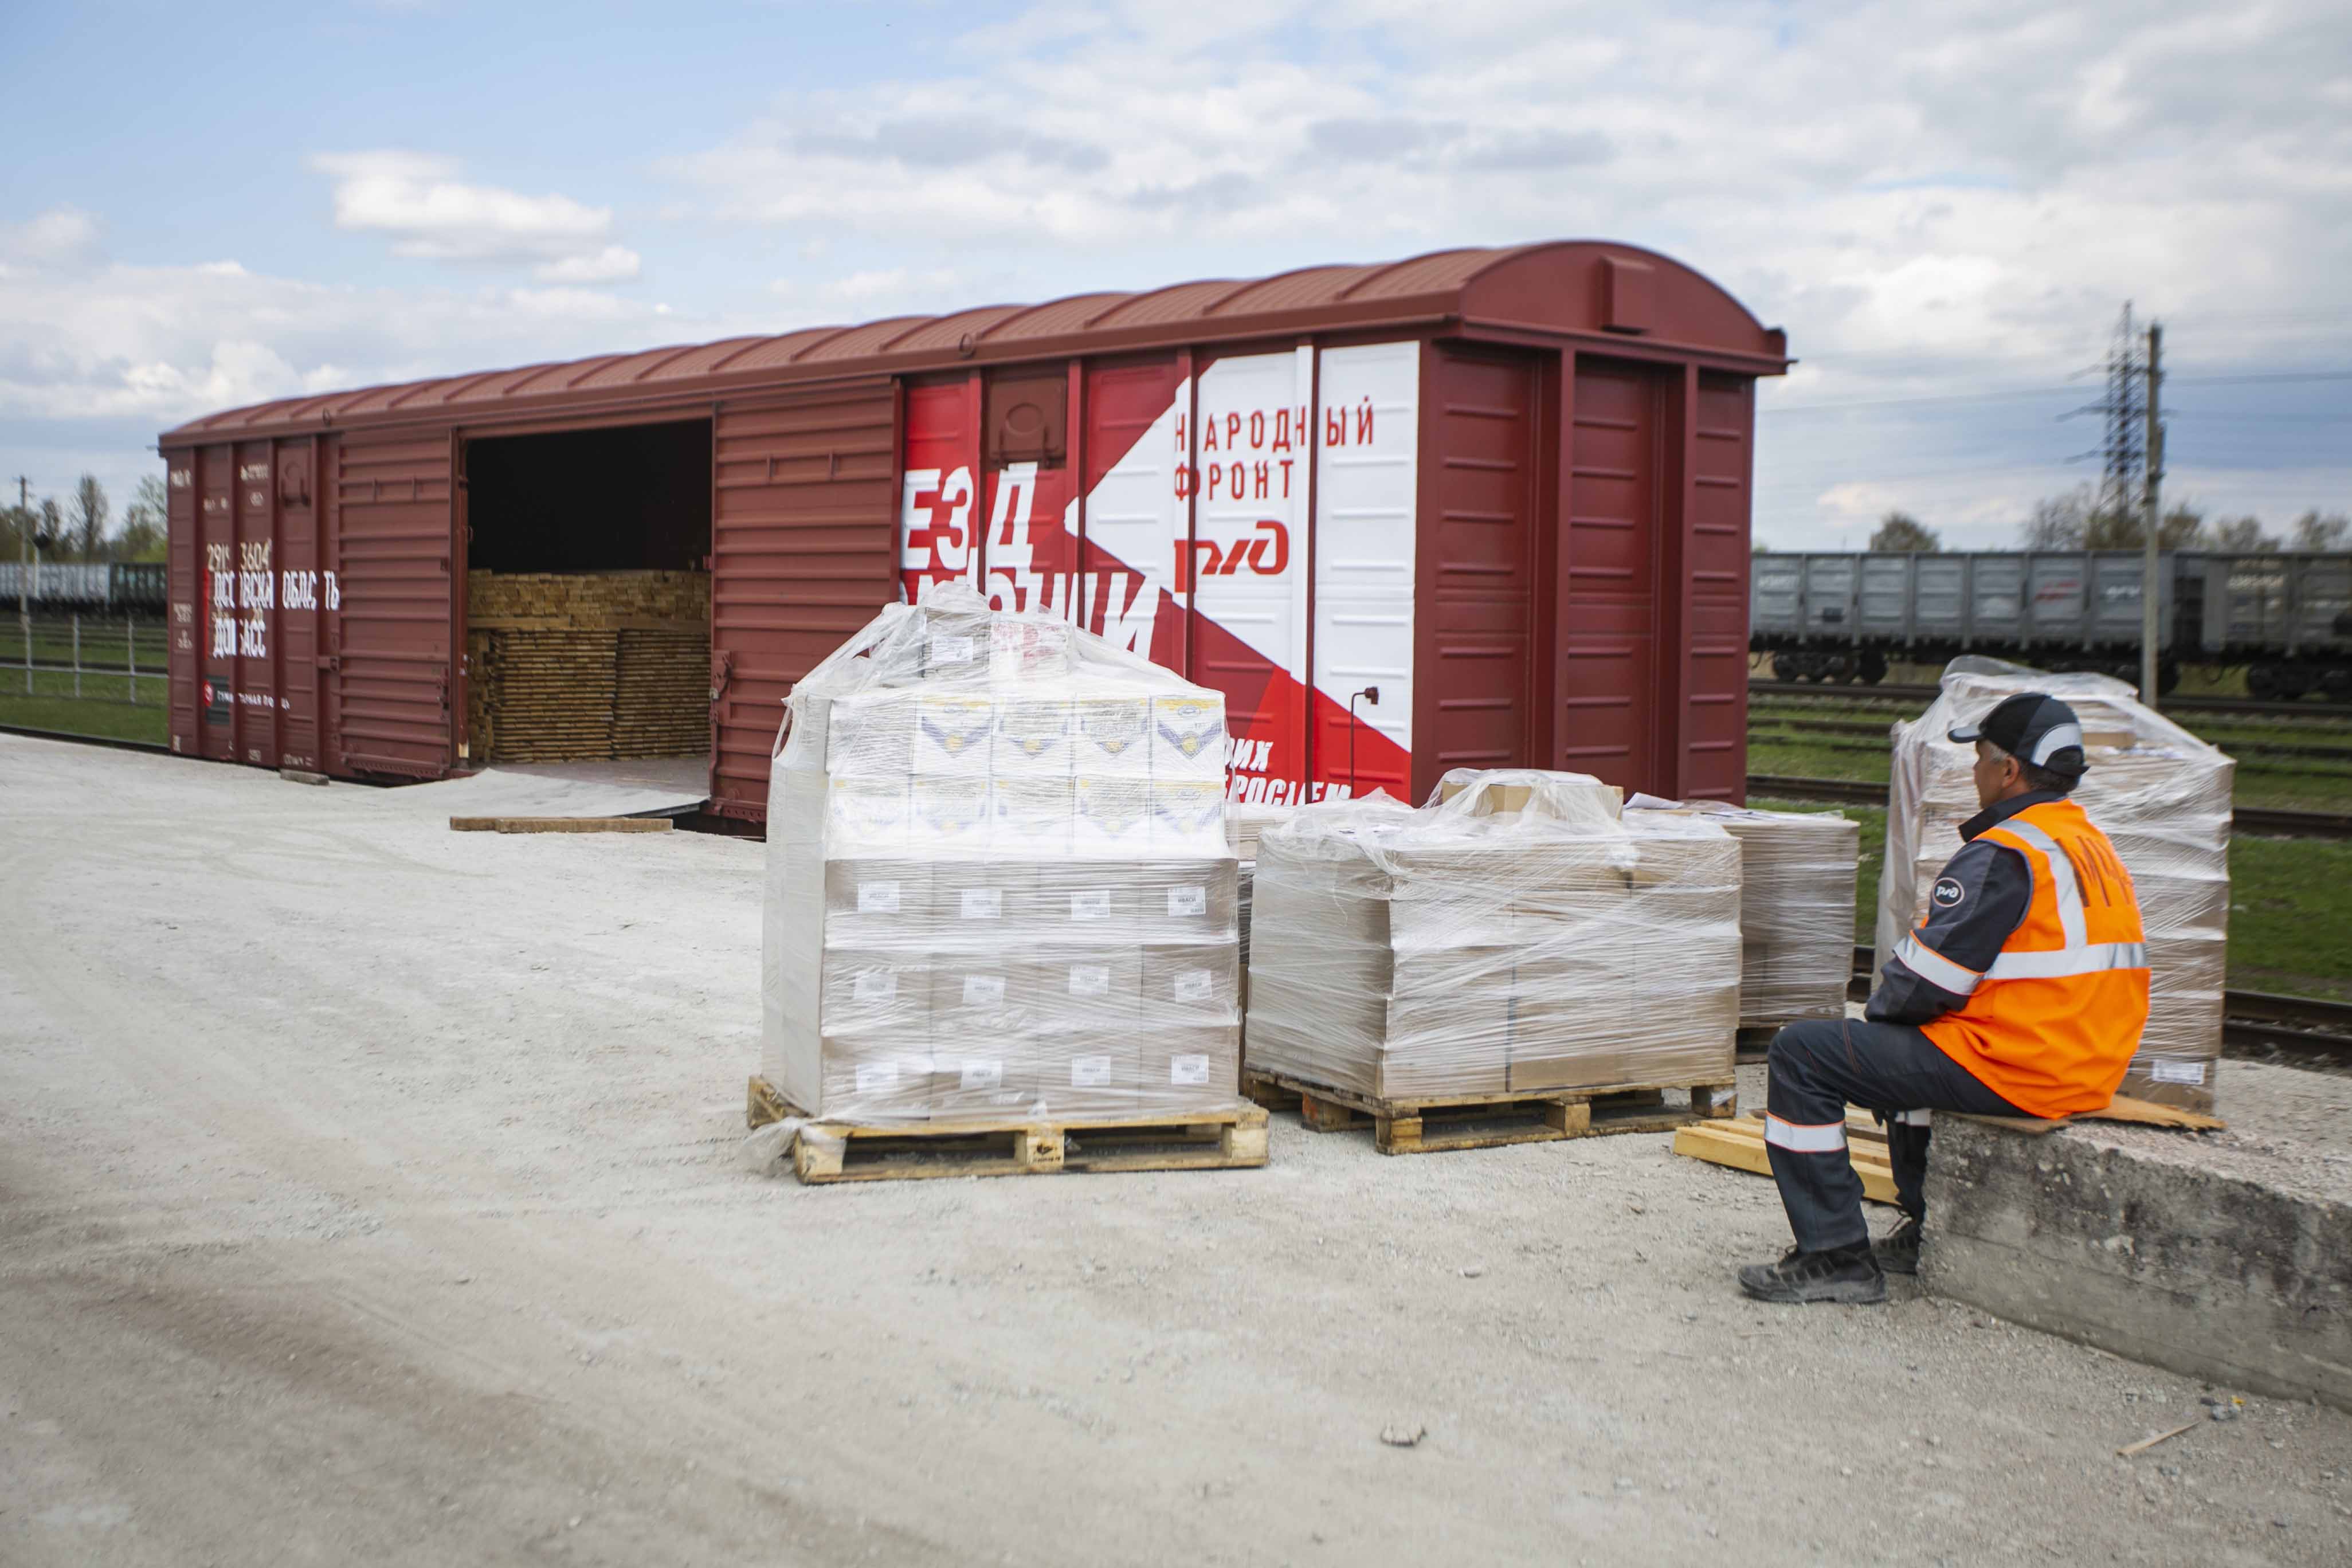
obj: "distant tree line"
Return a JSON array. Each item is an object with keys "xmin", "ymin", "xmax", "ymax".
[
  {"xmin": 1828, "ymin": 492, "xmax": 2352, "ymax": 555},
  {"xmin": 0, "ymin": 473, "xmax": 167, "ymax": 565}
]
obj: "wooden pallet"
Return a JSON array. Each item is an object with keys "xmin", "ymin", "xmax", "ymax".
[
  {"xmin": 1673, "ymin": 1110, "xmax": 1900, "ymax": 1203},
  {"xmin": 1240, "ymin": 1066, "xmax": 1736, "ymax": 1155},
  {"xmin": 449, "ymin": 815, "xmax": 672, "ymax": 834},
  {"xmin": 744, "ymin": 1075, "xmax": 1269, "ymax": 1184}
]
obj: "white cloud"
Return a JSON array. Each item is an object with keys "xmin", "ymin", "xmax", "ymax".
[
  {"xmin": 308, "ymin": 151, "xmax": 634, "ymax": 274},
  {"xmin": 1, "ymin": 206, "xmax": 104, "ymax": 267},
  {"xmin": 534, "ymin": 245, "xmax": 642, "ymax": 283}
]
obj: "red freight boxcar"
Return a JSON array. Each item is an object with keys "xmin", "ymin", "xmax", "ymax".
[{"xmin": 159, "ymin": 241, "xmax": 1789, "ymax": 818}]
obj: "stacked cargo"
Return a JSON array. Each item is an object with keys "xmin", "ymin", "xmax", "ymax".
[
  {"xmin": 1878, "ymin": 660, "xmax": 2234, "ymax": 1110},
  {"xmin": 761, "ymin": 586, "xmax": 1242, "ymax": 1124},
  {"xmin": 465, "ymin": 571, "xmax": 708, "ymax": 762},
  {"xmin": 1244, "ymin": 770, "xmax": 1741, "ymax": 1101},
  {"xmin": 1626, "ymin": 797, "xmax": 1860, "ymax": 1032},
  {"xmin": 1225, "ymin": 802, "xmax": 1298, "ymax": 1035}
]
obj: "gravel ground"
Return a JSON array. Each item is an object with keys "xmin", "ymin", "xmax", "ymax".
[{"xmin": 5, "ymin": 734, "xmax": 2351, "ymax": 1568}]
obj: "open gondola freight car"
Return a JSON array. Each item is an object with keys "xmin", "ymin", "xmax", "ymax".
[{"xmin": 159, "ymin": 241, "xmax": 1789, "ymax": 816}]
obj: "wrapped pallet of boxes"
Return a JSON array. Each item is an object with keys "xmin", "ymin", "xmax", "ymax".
[
  {"xmin": 1244, "ymin": 769, "xmax": 1741, "ymax": 1101},
  {"xmin": 1626, "ymin": 797, "xmax": 1860, "ymax": 1031},
  {"xmin": 759, "ymin": 584, "xmax": 1242, "ymax": 1125},
  {"xmin": 1225, "ymin": 802, "xmax": 1298, "ymax": 1037},
  {"xmin": 1877, "ymin": 660, "xmax": 2233, "ymax": 1111}
]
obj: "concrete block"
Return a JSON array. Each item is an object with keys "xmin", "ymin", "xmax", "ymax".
[{"xmin": 1922, "ymin": 1115, "xmax": 2352, "ymax": 1413}]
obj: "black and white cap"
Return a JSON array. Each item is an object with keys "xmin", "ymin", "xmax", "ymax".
[{"xmin": 1947, "ymin": 692, "xmax": 2087, "ymax": 779}]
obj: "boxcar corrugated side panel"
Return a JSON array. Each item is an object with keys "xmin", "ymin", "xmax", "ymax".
[
  {"xmin": 709, "ymin": 381, "xmax": 899, "ymax": 815},
  {"xmin": 330, "ymin": 431, "xmax": 457, "ymax": 777},
  {"xmin": 1554, "ymin": 354, "xmax": 1665, "ymax": 793},
  {"xmin": 1422, "ymin": 344, "xmax": 1540, "ymax": 791},
  {"xmin": 1676, "ymin": 370, "xmax": 1752, "ymax": 801}
]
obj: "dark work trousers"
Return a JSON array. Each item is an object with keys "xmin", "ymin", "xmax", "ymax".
[{"xmin": 1764, "ymin": 1017, "xmax": 2033, "ymax": 1252}]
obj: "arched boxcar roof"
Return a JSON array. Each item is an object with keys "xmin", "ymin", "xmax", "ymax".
[{"xmin": 161, "ymin": 240, "xmax": 1788, "ymax": 444}]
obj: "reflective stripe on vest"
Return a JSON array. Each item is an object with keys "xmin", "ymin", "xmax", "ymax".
[
  {"xmin": 2000, "ymin": 820, "xmax": 2087, "ymax": 947},
  {"xmin": 1764, "ymin": 1115, "xmax": 1847, "ymax": 1153},
  {"xmin": 1985, "ymin": 940, "xmax": 2148, "ymax": 979},
  {"xmin": 1895, "ymin": 933, "xmax": 1982, "ymax": 995}
]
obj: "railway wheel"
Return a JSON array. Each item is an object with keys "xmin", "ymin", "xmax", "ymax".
[
  {"xmin": 2157, "ymin": 658, "xmax": 2180, "ymax": 696},
  {"xmin": 1773, "ymin": 652, "xmax": 1802, "ymax": 683},
  {"xmin": 1857, "ymin": 651, "xmax": 1889, "ymax": 686},
  {"xmin": 2247, "ymin": 662, "xmax": 2284, "ymax": 700},
  {"xmin": 2322, "ymin": 667, "xmax": 2352, "ymax": 704}
]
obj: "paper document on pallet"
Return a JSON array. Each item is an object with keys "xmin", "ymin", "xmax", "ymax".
[
  {"xmin": 1244, "ymin": 769, "xmax": 1741, "ymax": 1101},
  {"xmin": 1876, "ymin": 658, "xmax": 2234, "ymax": 1111},
  {"xmin": 1625, "ymin": 795, "xmax": 1859, "ymax": 1030},
  {"xmin": 761, "ymin": 583, "xmax": 1240, "ymax": 1124}
]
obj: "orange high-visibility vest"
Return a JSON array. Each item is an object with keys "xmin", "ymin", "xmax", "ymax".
[{"xmin": 1896, "ymin": 798, "xmax": 2150, "ymax": 1117}]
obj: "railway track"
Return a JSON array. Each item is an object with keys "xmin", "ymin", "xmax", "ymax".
[
  {"xmin": 1750, "ymin": 679, "xmax": 2352, "ymax": 723},
  {"xmin": 1751, "ymin": 713, "xmax": 2352, "ymax": 763},
  {"xmin": 1844, "ymin": 946, "xmax": 2352, "ymax": 1071},
  {"xmin": 1749, "ymin": 774, "xmax": 2352, "ymax": 838}
]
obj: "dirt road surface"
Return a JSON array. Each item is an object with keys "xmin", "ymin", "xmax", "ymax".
[{"xmin": 5, "ymin": 735, "xmax": 2349, "ymax": 1566}]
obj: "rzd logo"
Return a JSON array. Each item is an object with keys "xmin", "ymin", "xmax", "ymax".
[{"xmin": 1175, "ymin": 519, "xmax": 1289, "ymax": 591}]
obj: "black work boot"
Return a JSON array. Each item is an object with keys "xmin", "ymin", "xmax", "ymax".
[
  {"xmin": 1737, "ymin": 1242, "xmax": 1886, "ymax": 1304},
  {"xmin": 1874, "ymin": 1216, "xmax": 1923, "ymax": 1276}
]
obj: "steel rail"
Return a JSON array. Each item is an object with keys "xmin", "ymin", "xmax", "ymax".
[{"xmin": 1749, "ymin": 679, "xmax": 2352, "ymax": 722}]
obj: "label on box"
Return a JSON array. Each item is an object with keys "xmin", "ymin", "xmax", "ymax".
[
  {"xmin": 930, "ymin": 634, "xmax": 974, "ymax": 665},
  {"xmin": 1070, "ymin": 889, "xmax": 1111, "ymax": 921},
  {"xmin": 1169, "ymin": 1053, "xmax": 1211, "ymax": 1087},
  {"xmin": 1070, "ymin": 1055, "xmax": 1112, "ymax": 1088},
  {"xmin": 1067, "ymin": 964, "xmax": 1111, "ymax": 997},
  {"xmin": 1167, "ymin": 885, "xmax": 1208, "ymax": 917},
  {"xmin": 1172, "ymin": 969, "xmax": 1215, "ymax": 1002},
  {"xmin": 853, "ymin": 1061, "xmax": 901, "ymax": 1092},
  {"xmin": 2148, "ymin": 1059, "xmax": 2207, "ymax": 1085},
  {"xmin": 962, "ymin": 974, "xmax": 1007, "ymax": 1006},
  {"xmin": 959, "ymin": 1059, "xmax": 1004, "ymax": 1090},
  {"xmin": 961, "ymin": 888, "xmax": 1002, "ymax": 919},
  {"xmin": 852, "ymin": 973, "xmax": 896, "ymax": 1002},
  {"xmin": 857, "ymin": 881, "xmax": 900, "ymax": 914}
]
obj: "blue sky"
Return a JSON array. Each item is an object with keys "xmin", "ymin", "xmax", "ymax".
[{"xmin": 3, "ymin": 0, "xmax": 2346, "ymax": 548}]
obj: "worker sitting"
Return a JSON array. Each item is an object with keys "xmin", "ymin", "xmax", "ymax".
[{"xmin": 1738, "ymin": 692, "xmax": 2150, "ymax": 1304}]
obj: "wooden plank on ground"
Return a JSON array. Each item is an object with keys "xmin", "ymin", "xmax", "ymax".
[
  {"xmin": 449, "ymin": 816, "xmax": 673, "ymax": 834},
  {"xmin": 1672, "ymin": 1119, "xmax": 1901, "ymax": 1205}
]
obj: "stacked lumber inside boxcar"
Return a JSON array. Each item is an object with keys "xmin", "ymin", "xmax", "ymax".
[{"xmin": 466, "ymin": 571, "xmax": 707, "ymax": 763}]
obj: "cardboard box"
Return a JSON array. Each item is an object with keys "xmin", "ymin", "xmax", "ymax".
[
  {"xmin": 1142, "ymin": 943, "xmax": 1241, "ymax": 1024},
  {"xmin": 1135, "ymin": 859, "xmax": 1240, "ymax": 942},
  {"xmin": 822, "ymin": 860, "xmax": 932, "ymax": 947},
  {"xmin": 818, "ymin": 949, "xmax": 931, "ymax": 1037},
  {"xmin": 824, "ymin": 775, "xmax": 913, "ymax": 854},
  {"xmin": 909, "ymin": 776, "xmax": 991, "ymax": 852},
  {"xmin": 1134, "ymin": 1025, "xmax": 1241, "ymax": 1110},
  {"xmin": 913, "ymin": 693, "xmax": 994, "ymax": 775},
  {"xmin": 818, "ymin": 1034, "xmax": 936, "ymax": 1121},
  {"xmin": 823, "ymin": 690, "xmax": 917, "ymax": 779},
  {"xmin": 987, "ymin": 778, "xmax": 1075, "ymax": 856},
  {"xmin": 1150, "ymin": 778, "xmax": 1229, "ymax": 857},
  {"xmin": 1036, "ymin": 862, "xmax": 1143, "ymax": 935},
  {"xmin": 927, "ymin": 1052, "xmax": 1038, "ymax": 1121},
  {"xmin": 1072, "ymin": 697, "xmax": 1152, "ymax": 777},
  {"xmin": 991, "ymin": 696, "xmax": 1074, "ymax": 777},
  {"xmin": 929, "ymin": 859, "xmax": 1045, "ymax": 932},
  {"xmin": 927, "ymin": 957, "xmax": 1035, "ymax": 1027},
  {"xmin": 1072, "ymin": 777, "xmax": 1153, "ymax": 854},
  {"xmin": 1148, "ymin": 693, "xmax": 1227, "ymax": 782},
  {"xmin": 1438, "ymin": 776, "xmax": 1623, "ymax": 821},
  {"xmin": 1026, "ymin": 946, "xmax": 1143, "ymax": 1027},
  {"xmin": 1034, "ymin": 1035, "xmax": 1144, "ymax": 1120}
]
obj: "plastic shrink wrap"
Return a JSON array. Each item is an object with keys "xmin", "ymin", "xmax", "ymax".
[
  {"xmin": 1225, "ymin": 802, "xmax": 1299, "ymax": 1038},
  {"xmin": 1875, "ymin": 659, "xmax": 2233, "ymax": 1111},
  {"xmin": 1243, "ymin": 769, "xmax": 1741, "ymax": 1100},
  {"xmin": 1627, "ymin": 797, "xmax": 1859, "ymax": 1029},
  {"xmin": 761, "ymin": 585, "xmax": 1240, "ymax": 1124}
]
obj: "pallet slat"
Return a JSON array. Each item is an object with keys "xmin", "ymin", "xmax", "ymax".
[
  {"xmin": 745, "ymin": 1075, "xmax": 1269, "ymax": 1184},
  {"xmin": 1242, "ymin": 1066, "xmax": 1735, "ymax": 1155},
  {"xmin": 1672, "ymin": 1116, "xmax": 1901, "ymax": 1204}
]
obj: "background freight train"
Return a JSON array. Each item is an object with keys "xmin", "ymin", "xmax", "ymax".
[
  {"xmin": 1753, "ymin": 550, "xmax": 2352, "ymax": 698},
  {"xmin": 158, "ymin": 241, "xmax": 1790, "ymax": 811}
]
